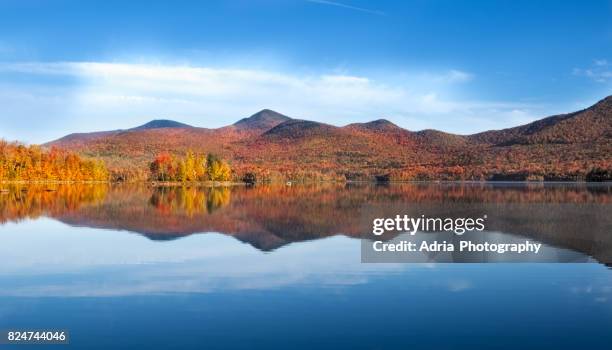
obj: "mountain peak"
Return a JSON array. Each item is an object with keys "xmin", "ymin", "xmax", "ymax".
[
  {"xmin": 364, "ymin": 119, "xmax": 398, "ymax": 128},
  {"xmin": 348, "ymin": 118, "xmax": 402, "ymax": 132},
  {"xmin": 234, "ymin": 109, "xmax": 291, "ymax": 130},
  {"xmin": 132, "ymin": 119, "xmax": 192, "ymax": 130}
]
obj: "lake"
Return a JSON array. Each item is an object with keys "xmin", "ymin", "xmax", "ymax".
[{"xmin": 0, "ymin": 183, "xmax": 611, "ymax": 349}]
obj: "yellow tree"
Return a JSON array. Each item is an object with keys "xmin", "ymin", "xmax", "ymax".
[{"xmin": 207, "ymin": 156, "xmax": 232, "ymax": 181}]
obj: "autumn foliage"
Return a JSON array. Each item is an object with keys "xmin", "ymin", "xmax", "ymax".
[
  {"xmin": 149, "ymin": 151, "xmax": 232, "ymax": 182},
  {"xmin": 43, "ymin": 97, "xmax": 612, "ymax": 182},
  {"xmin": 0, "ymin": 140, "xmax": 108, "ymax": 182}
]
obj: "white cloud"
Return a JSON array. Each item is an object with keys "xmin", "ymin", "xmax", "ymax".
[
  {"xmin": 427, "ymin": 69, "xmax": 474, "ymax": 83},
  {"xmin": 0, "ymin": 61, "xmax": 550, "ymax": 142},
  {"xmin": 594, "ymin": 59, "xmax": 608, "ymax": 67},
  {"xmin": 573, "ymin": 59, "xmax": 612, "ymax": 83}
]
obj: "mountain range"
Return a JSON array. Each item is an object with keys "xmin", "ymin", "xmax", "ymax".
[{"xmin": 46, "ymin": 96, "xmax": 612, "ymax": 181}]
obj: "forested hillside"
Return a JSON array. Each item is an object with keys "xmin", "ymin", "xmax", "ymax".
[{"xmin": 39, "ymin": 95, "xmax": 612, "ymax": 182}]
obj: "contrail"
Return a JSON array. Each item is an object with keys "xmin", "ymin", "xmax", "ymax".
[{"xmin": 305, "ymin": 0, "xmax": 386, "ymax": 16}]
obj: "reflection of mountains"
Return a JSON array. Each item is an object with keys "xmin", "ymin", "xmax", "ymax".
[
  {"xmin": 1, "ymin": 183, "xmax": 611, "ymax": 263},
  {"xmin": 56, "ymin": 184, "xmax": 361, "ymax": 250}
]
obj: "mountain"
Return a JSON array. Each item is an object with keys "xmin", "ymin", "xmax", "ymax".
[
  {"xmin": 45, "ymin": 98, "xmax": 612, "ymax": 181},
  {"xmin": 347, "ymin": 119, "xmax": 403, "ymax": 132},
  {"xmin": 50, "ymin": 119, "xmax": 192, "ymax": 147},
  {"xmin": 415, "ymin": 130, "xmax": 468, "ymax": 148},
  {"xmin": 470, "ymin": 96, "xmax": 612, "ymax": 145},
  {"xmin": 131, "ymin": 119, "xmax": 192, "ymax": 130},
  {"xmin": 233, "ymin": 109, "xmax": 291, "ymax": 131},
  {"xmin": 262, "ymin": 119, "xmax": 343, "ymax": 140},
  {"xmin": 49, "ymin": 130, "xmax": 121, "ymax": 147}
]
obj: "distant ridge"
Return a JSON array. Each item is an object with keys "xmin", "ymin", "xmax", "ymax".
[
  {"xmin": 348, "ymin": 119, "xmax": 402, "ymax": 132},
  {"xmin": 234, "ymin": 109, "xmax": 291, "ymax": 131},
  {"xmin": 262, "ymin": 119, "xmax": 341, "ymax": 139},
  {"xmin": 469, "ymin": 95, "xmax": 612, "ymax": 145},
  {"xmin": 132, "ymin": 119, "xmax": 192, "ymax": 130},
  {"xmin": 43, "ymin": 96, "xmax": 612, "ymax": 181}
]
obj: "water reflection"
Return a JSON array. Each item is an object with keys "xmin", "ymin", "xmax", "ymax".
[
  {"xmin": 0, "ymin": 184, "xmax": 107, "ymax": 224},
  {"xmin": 1, "ymin": 183, "xmax": 611, "ymax": 263},
  {"xmin": 1, "ymin": 184, "xmax": 612, "ymax": 349}
]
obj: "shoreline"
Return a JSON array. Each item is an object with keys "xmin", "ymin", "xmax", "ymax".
[{"xmin": 1, "ymin": 179, "xmax": 612, "ymax": 186}]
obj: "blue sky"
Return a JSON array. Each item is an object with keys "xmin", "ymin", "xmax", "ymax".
[{"xmin": 1, "ymin": 0, "xmax": 611, "ymax": 143}]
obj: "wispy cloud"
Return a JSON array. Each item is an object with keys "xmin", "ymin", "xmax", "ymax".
[
  {"xmin": 573, "ymin": 59, "xmax": 612, "ymax": 83},
  {"xmin": 594, "ymin": 59, "xmax": 608, "ymax": 67},
  {"xmin": 306, "ymin": 0, "xmax": 386, "ymax": 16},
  {"xmin": 423, "ymin": 69, "xmax": 473, "ymax": 83}
]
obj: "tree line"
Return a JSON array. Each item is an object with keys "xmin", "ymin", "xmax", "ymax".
[
  {"xmin": 0, "ymin": 141, "xmax": 235, "ymax": 183},
  {"xmin": 0, "ymin": 141, "xmax": 108, "ymax": 182},
  {"xmin": 149, "ymin": 152, "xmax": 232, "ymax": 182}
]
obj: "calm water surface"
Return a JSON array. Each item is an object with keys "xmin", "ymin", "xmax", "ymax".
[{"xmin": 0, "ymin": 183, "xmax": 611, "ymax": 349}]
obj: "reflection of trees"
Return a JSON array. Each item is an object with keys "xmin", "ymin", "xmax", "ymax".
[
  {"xmin": 206, "ymin": 187, "xmax": 231, "ymax": 213},
  {"xmin": 46, "ymin": 185, "xmax": 235, "ymax": 240},
  {"xmin": 3, "ymin": 183, "xmax": 610, "ymax": 226},
  {"xmin": 1, "ymin": 183, "xmax": 611, "ymax": 263},
  {"xmin": 149, "ymin": 186, "xmax": 231, "ymax": 216},
  {"xmin": 0, "ymin": 185, "xmax": 107, "ymax": 224}
]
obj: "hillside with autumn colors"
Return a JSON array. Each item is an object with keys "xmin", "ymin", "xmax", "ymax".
[{"xmin": 45, "ymin": 96, "xmax": 612, "ymax": 182}]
